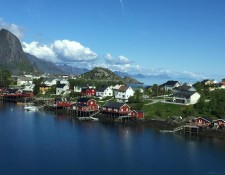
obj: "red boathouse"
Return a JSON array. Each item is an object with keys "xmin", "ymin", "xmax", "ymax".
[
  {"xmin": 130, "ymin": 110, "xmax": 144, "ymax": 119},
  {"xmin": 195, "ymin": 117, "xmax": 212, "ymax": 127},
  {"xmin": 212, "ymin": 119, "xmax": 225, "ymax": 128},
  {"xmin": 101, "ymin": 102, "xmax": 130, "ymax": 117}
]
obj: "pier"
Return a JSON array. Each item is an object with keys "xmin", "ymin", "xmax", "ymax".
[
  {"xmin": 67, "ymin": 108, "xmax": 100, "ymax": 118},
  {"xmin": 160, "ymin": 125, "xmax": 199, "ymax": 136}
]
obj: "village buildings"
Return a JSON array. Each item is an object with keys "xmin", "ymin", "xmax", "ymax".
[
  {"xmin": 160, "ymin": 80, "xmax": 182, "ymax": 92},
  {"xmin": 115, "ymin": 85, "xmax": 134, "ymax": 102},
  {"xmin": 81, "ymin": 86, "xmax": 96, "ymax": 96},
  {"xmin": 96, "ymin": 86, "xmax": 113, "ymax": 98},
  {"xmin": 56, "ymin": 83, "xmax": 70, "ymax": 95},
  {"xmin": 101, "ymin": 101, "xmax": 130, "ymax": 117}
]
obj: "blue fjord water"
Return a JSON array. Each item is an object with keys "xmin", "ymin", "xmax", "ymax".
[{"xmin": 0, "ymin": 103, "xmax": 225, "ymax": 175}]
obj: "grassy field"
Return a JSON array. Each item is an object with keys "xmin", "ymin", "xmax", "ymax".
[{"xmin": 142, "ymin": 102, "xmax": 186, "ymax": 119}]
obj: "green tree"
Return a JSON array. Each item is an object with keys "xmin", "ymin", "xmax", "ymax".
[
  {"xmin": 0, "ymin": 68, "xmax": 12, "ymax": 87},
  {"xmin": 182, "ymin": 106, "xmax": 196, "ymax": 117},
  {"xmin": 33, "ymin": 77, "xmax": 44, "ymax": 95}
]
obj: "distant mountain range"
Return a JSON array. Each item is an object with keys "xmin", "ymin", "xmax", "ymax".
[
  {"xmin": 0, "ymin": 28, "xmax": 142, "ymax": 84},
  {"xmin": 114, "ymin": 70, "xmax": 171, "ymax": 80},
  {"xmin": 0, "ymin": 28, "xmax": 90, "ymax": 75},
  {"xmin": 27, "ymin": 53, "xmax": 89, "ymax": 75}
]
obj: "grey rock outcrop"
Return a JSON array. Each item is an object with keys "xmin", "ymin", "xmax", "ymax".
[{"xmin": 0, "ymin": 28, "xmax": 37, "ymax": 74}]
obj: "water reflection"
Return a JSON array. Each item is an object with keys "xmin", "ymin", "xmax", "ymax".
[{"xmin": 1, "ymin": 103, "xmax": 225, "ymax": 175}]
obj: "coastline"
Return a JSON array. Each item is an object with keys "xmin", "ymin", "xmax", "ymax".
[
  {"xmin": 66, "ymin": 112, "xmax": 225, "ymax": 139},
  {"xmin": 2, "ymin": 102, "xmax": 225, "ymax": 140}
]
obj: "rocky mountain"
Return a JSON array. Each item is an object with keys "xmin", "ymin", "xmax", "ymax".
[
  {"xmin": 0, "ymin": 28, "xmax": 37, "ymax": 74},
  {"xmin": 27, "ymin": 53, "xmax": 64, "ymax": 74},
  {"xmin": 80, "ymin": 67, "xmax": 142, "ymax": 84},
  {"xmin": 57, "ymin": 64, "xmax": 89, "ymax": 75}
]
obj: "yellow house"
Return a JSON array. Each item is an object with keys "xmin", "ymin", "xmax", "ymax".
[{"xmin": 39, "ymin": 84, "xmax": 51, "ymax": 94}]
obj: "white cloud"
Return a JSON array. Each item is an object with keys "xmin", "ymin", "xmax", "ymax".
[
  {"xmin": 22, "ymin": 40, "xmax": 98, "ymax": 63},
  {"xmin": 104, "ymin": 53, "xmax": 131, "ymax": 65},
  {"xmin": 0, "ymin": 17, "xmax": 24, "ymax": 39},
  {"xmin": 118, "ymin": 56, "xmax": 130, "ymax": 64},
  {"xmin": 23, "ymin": 41, "xmax": 57, "ymax": 62},
  {"xmin": 51, "ymin": 40, "xmax": 97, "ymax": 62}
]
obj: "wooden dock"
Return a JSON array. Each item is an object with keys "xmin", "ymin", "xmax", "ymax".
[
  {"xmin": 67, "ymin": 109, "xmax": 100, "ymax": 118},
  {"xmin": 160, "ymin": 125, "xmax": 199, "ymax": 136}
]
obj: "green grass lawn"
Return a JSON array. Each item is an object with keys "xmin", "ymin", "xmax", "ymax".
[{"xmin": 142, "ymin": 102, "xmax": 186, "ymax": 119}]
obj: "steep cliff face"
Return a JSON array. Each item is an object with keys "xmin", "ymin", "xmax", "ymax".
[{"xmin": 0, "ymin": 28, "xmax": 37, "ymax": 74}]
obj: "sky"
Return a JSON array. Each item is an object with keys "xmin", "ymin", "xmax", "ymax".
[{"xmin": 1, "ymin": 0, "xmax": 225, "ymax": 83}]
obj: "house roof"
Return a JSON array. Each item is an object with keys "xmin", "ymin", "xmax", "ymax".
[
  {"xmin": 196, "ymin": 117, "xmax": 212, "ymax": 122},
  {"xmin": 173, "ymin": 85, "xmax": 195, "ymax": 91},
  {"xmin": 132, "ymin": 110, "xmax": 144, "ymax": 113},
  {"xmin": 174, "ymin": 91, "xmax": 197, "ymax": 98},
  {"xmin": 201, "ymin": 79, "xmax": 214, "ymax": 84},
  {"xmin": 6, "ymin": 88, "xmax": 21, "ymax": 94},
  {"xmin": 220, "ymin": 82, "xmax": 225, "ymax": 85},
  {"xmin": 76, "ymin": 104, "xmax": 88, "ymax": 107},
  {"xmin": 118, "ymin": 86, "xmax": 130, "ymax": 92},
  {"xmin": 113, "ymin": 84, "xmax": 123, "ymax": 90},
  {"xmin": 96, "ymin": 86, "xmax": 108, "ymax": 92},
  {"xmin": 77, "ymin": 97, "xmax": 92, "ymax": 103},
  {"xmin": 55, "ymin": 97, "xmax": 70, "ymax": 102},
  {"xmin": 18, "ymin": 76, "xmax": 33, "ymax": 81},
  {"xmin": 145, "ymin": 86, "xmax": 152, "ymax": 89},
  {"xmin": 56, "ymin": 84, "xmax": 66, "ymax": 88},
  {"xmin": 103, "ymin": 102, "xmax": 127, "ymax": 109},
  {"xmin": 213, "ymin": 118, "xmax": 225, "ymax": 122},
  {"xmin": 160, "ymin": 80, "xmax": 180, "ymax": 87},
  {"xmin": 40, "ymin": 84, "xmax": 51, "ymax": 88}
]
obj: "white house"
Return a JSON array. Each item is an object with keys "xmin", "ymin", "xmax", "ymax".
[
  {"xmin": 74, "ymin": 85, "xmax": 82, "ymax": 93},
  {"xmin": 96, "ymin": 86, "xmax": 113, "ymax": 98},
  {"xmin": 115, "ymin": 86, "xmax": 134, "ymax": 102},
  {"xmin": 44, "ymin": 78, "xmax": 59, "ymax": 86},
  {"xmin": 44, "ymin": 78, "xmax": 69, "ymax": 87},
  {"xmin": 23, "ymin": 83, "xmax": 35, "ymax": 92},
  {"xmin": 173, "ymin": 91, "xmax": 201, "ymax": 105},
  {"xmin": 112, "ymin": 84, "xmax": 123, "ymax": 97},
  {"xmin": 173, "ymin": 85, "xmax": 196, "ymax": 94},
  {"xmin": 60, "ymin": 79, "xmax": 69, "ymax": 86},
  {"xmin": 17, "ymin": 76, "xmax": 33, "ymax": 86},
  {"xmin": 160, "ymin": 80, "xmax": 181, "ymax": 92},
  {"xmin": 56, "ymin": 84, "xmax": 70, "ymax": 95}
]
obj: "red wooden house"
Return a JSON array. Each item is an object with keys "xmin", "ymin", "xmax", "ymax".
[
  {"xmin": 55, "ymin": 98, "xmax": 73, "ymax": 107},
  {"xmin": 81, "ymin": 87, "xmax": 96, "ymax": 97},
  {"xmin": 101, "ymin": 102, "xmax": 130, "ymax": 117},
  {"xmin": 130, "ymin": 110, "xmax": 144, "ymax": 119},
  {"xmin": 212, "ymin": 119, "xmax": 225, "ymax": 128},
  {"xmin": 195, "ymin": 117, "xmax": 212, "ymax": 127},
  {"xmin": 71, "ymin": 98, "xmax": 98, "ymax": 111}
]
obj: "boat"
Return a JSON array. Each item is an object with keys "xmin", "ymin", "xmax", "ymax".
[{"xmin": 24, "ymin": 105, "xmax": 38, "ymax": 111}]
